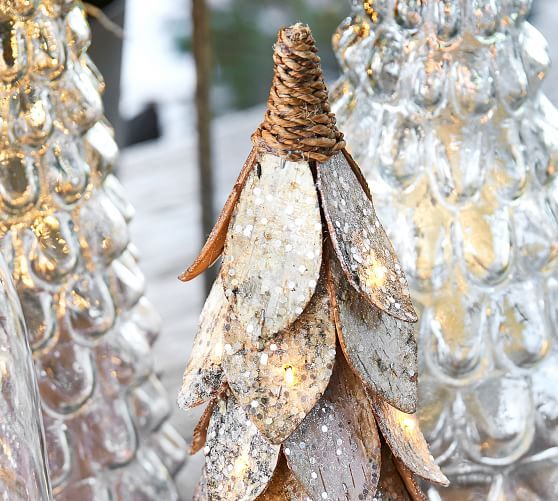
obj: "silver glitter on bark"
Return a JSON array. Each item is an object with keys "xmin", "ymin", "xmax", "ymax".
[
  {"xmin": 327, "ymin": 253, "xmax": 418, "ymax": 413},
  {"xmin": 370, "ymin": 393, "xmax": 449, "ymax": 486},
  {"xmin": 204, "ymin": 393, "xmax": 280, "ymax": 500},
  {"xmin": 177, "ymin": 279, "xmax": 226, "ymax": 409},
  {"xmin": 316, "ymin": 152, "xmax": 417, "ymax": 323},
  {"xmin": 221, "ymin": 153, "xmax": 322, "ymax": 339},
  {"xmin": 257, "ymin": 454, "xmax": 310, "ymax": 500},
  {"xmin": 224, "ymin": 276, "xmax": 336, "ymax": 444},
  {"xmin": 285, "ymin": 354, "xmax": 381, "ymax": 500}
]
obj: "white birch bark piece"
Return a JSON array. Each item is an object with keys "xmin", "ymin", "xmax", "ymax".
[
  {"xmin": 327, "ymin": 254, "xmax": 418, "ymax": 413},
  {"xmin": 177, "ymin": 278, "xmax": 226, "ymax": 409},
  {"xmin": 284, "ymin": 354, "xmax": 381, "ymax": 500},
  {"xmin": 204, "ymin": 393, "xmax": 280, "ymax": 501},
  {"xmin": 223, "ymin": 277, "xmax": 336, "ymax": 444},
  {"xmin": 370, "ymin": 394, "xmax": 449, "ymax": 486},
  {"xmin": 316, "ymin": 151, "xmax": 417, "ymax": 323},
  {"xmin": 221, "ymin": 153, "xmax": 322, "ymax": 339}
]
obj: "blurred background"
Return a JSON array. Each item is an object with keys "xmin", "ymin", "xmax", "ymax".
[{"xmin": 87, "ymin": 0, "xmax": 558, "ymax": 497}]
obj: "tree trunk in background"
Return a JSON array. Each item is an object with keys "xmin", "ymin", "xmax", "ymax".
[
  {"xmin": 88, "ymin": 0, "xmax": 126, "ymax": 146},
  {"xmin": 193, "ymin": 0, "xmax": 216, "ymax": 294}
]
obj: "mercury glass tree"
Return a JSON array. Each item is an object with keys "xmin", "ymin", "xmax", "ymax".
[
  {"xmin": 0, "ymin": 1, "xmax": 185, "ymax": 498},
  {"xmin": 331, "ymin": 0, "xmax": 558, "ymax": 498}
]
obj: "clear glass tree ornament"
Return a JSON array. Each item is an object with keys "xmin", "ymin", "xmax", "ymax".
[
  {"xmin": 0, "ymin": 1, "xmax": 185, "ymax": 499},
  {"xmin": 0, "ymin": 255, "xmax": 52, "ymax": 500},
  {"xmin": 332, "ymin": 0, "xmax": 558, "ymax": 498}
]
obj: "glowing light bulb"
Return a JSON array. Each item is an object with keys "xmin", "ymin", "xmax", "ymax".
[
  {"xmin": 400, "ymin": 416, "xmax": 416, "ymax": 433},
  {"xmin": 27, "ymin": 101, "xmax": 46, "ymax": 127},
  {"xmin": 233, "ymin": 456, "xmax": 248, "ymax": 475},
  {"xmin": 284, "ymin": 365, "xmax": 295, "ymax": 386},
  {"xmin": 366, "ymin": 258, "xmax": 387, "ymax": 287},
  {"xmin": 214, "ymin": 342, "xmax": 223, "ymax": 358}
]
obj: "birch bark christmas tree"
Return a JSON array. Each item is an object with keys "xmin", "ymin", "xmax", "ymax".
[
  {"xmin": 178, "ymin": 23, "xmax": 448, "ymax": 500},
  {"xmin": 0, "ymin": 1, "xmax": 185, "ymax": 498},
  {"xmin": 332, "ymin": 0, "xmax": 558, "ymax": 498}
]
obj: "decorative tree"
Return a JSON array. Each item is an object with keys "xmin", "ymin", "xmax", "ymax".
[
  {"xmin": 331, "ymin": 0, "xmax": 558, "ymax": 498},
  {"xmin": 0, "ymin": 1, "xmax": 185, "ymax": 498},
  {"xmin": 178, "ymin": 23, "xmax": 448, "ymax": 500},
  {"xmin": 0, "ymin": 255, "xmax": 52, "ymax": 500}
]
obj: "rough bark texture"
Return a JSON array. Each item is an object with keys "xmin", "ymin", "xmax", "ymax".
[
  {"xmin": 317, "ymin": 152, "xmax": 417, "ymax": 322},
  {"xmin": 177, "ymin": 278, "xmax": 226, "ymax": 409},
  {"xmin": 224, "ymin": 276, "xmax": 336, "ymax": 444},
  {"xmin": 327, "ymin": 252, "xmax": 418, "ymax": 413},
  {"xmin": 221, "ymin": 153, "xmax": 322, "ymax": 339},
  {"xmin": 203, "ymin": 393, "xmax": 280, "ymax": 501},
  {"xmin": 256, "ymin": 454, "xmax": 309, "ymax": 501},
  {"xmin": 370, "ymin": 393, "xmax": 449, "ymax": 486},
  {"xmin": 285, "ymin": 353, "xmax": 382, "ymax": 500}
]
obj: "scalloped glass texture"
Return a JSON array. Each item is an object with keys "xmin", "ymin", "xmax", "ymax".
[
  {"xmin": 0, "ymin": 1, "xmax": 185, "ymax": 498},
  {"xmin": 332, "ymin": 0, "xmax": 558, "ymax": 499}
]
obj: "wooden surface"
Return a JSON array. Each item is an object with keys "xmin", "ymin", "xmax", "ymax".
[{"xmin": 119, "ymin": 107, "xmax": 263, "ymax": 499}]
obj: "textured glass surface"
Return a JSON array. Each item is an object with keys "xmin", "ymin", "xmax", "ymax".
[
  {"xmin": 0, "ymin": 1, "xmax": 185, "ymax": 498},
  {"xmin": 0, "ymin": 255, "xmax": 52, "ymax": 500},
  {"xmin": 332, "ymin": 0, "xmax": 558, "ymax": 498}
]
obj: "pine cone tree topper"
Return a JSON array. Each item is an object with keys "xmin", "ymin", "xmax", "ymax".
[{"xmin": 179, "ymin": 23, "xmax": 448, "ymax": 500}]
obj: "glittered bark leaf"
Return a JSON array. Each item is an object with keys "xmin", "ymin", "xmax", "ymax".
[
  {"xmin": 257, "ymin": 453, "xmax": 309, "ymax": 501},
  {"xmin": 316, "ymin": 151, "xmax": 417, "ymax": 323},
  {"xmin": 180, "ymin": 148, "xmax": 257, "ymax": 281},
  {"xmin": 190, "ymin": 399, "xmax": 217, "ymax": 455},
  {"xmin": 221, "ymin": 153, "xmax": 322, "ymax": 339},
  {"xmin": 284, "ymin": 353, "xmax": 381, "ymax": 500},
  {"xmin": 327, "ymin": 254, "xmax": 418, "ymax": 413},
  {"xmin": 223, "ymin": 277, "xmax": 336, "ymax": 444},
  {"xmin": 370, "ymin": 394, "xmax": 449, "ymax": 486},
  {"xmin": 177, "ymin": 279, "xmax": 226, "ymax": 409},
  {"xmin": 204, "ymin": 393, "xmax": 280, "ymax": 501},
  {"xmin": 375, "ymin": 446, "xmax": 412, "ymax": 501}
]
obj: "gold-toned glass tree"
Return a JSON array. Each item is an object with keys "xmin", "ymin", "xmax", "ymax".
[
  {"xmin": 179, "ymin": 23, "xmax": 448, "ymax": 500},
  {"xmin": 0, "ymin": 1, "xmax": 185, "ymax": 498},
  {"xmin": 331, "ymin": 0, "xmax": 558, "ymax": 498}
]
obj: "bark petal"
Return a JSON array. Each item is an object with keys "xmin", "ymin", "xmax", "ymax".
[
  {"xmin": 224, "ymin": 276, "xmax": 336, "ymax": 444},
  {"xmin": 221, "ymin": 153, "xmax": 322, "ymax": 339},
  {"xmin": 316, "ymin": 151, "xmax": 417, "ymax": 323}
]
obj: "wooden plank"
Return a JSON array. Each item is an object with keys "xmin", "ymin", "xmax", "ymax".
[
  {"xmin": 316, "ymin": 152, "xmax": 417, "ymax": 323},
  {"xmin": 221, "ymin": 153, "xmax": 322, "ymax": 339},
  {"xmin": 177, "ymin": 278, "xmax": 226, "ymax": 409},
  {"xmin": 203, "ymin": 393, "xmax": 280, "ymax": 500},
  {"xmin": 180, "ymin": 149, "xmax": 257, "ymax": 282},
  {"xmin": 370, "ymin": 393, "xmax": 449, "ymax": 486},
  {"xmin": 285, "ymin": 353, "xmax": 381, "ymax": 500},
  {"xmin": 327, "ymin": 253, "xmax": 418, "ymax": 413},
  {"xmin": 223, "ymin": 275, "xmax": 336, "ymax": 444}
]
